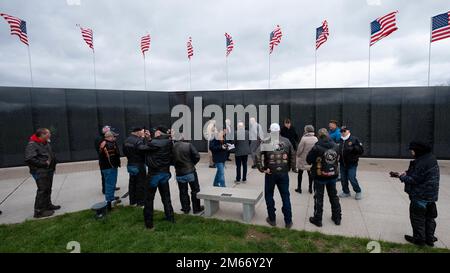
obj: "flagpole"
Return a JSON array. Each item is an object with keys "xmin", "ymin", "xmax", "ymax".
[
  {"xmin": 189, "ymin": 59, "xmax": 192, "ymax": 91},
  {"xmin": 92, "ymin": 49, "xmax": 97, "ymax": 89},
  {"xmin": 427, "ymin": 17, "xmax": 432, "ymax": 87},
  {"xmin": 368, "ymin": 24, "xmax": 372, "ymax": 87},
  {"xmin": 143, "ymin": 54, "xmax": 147, "ymax": 90},
  {"xmin": 314, "ymin": 48, "xmax": 317, "ymax": 88},
  {"xmin": 26, "ymin": 45, "xmax": 34, "ymax": 87},
  {"xmin": 226, "ymin": 56, "xmax": 229, "ymax": 90},
  {"xmin": 268, "ymin": 53, "xmax": 271, "ymax": 89}
]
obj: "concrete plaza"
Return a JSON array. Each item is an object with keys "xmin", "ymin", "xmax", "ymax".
[{"xmin": 0, "ymin": 155, "xmax": 449, "ymax": 248}]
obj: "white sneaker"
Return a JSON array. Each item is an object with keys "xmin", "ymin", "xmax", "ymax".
[
  {"xmin": 339, "ymin": 192, "xmax": 351, "ymax": 198},
  {"xmin": 355, "ymin": 192, "xmax": 362, "ymax": 200}
]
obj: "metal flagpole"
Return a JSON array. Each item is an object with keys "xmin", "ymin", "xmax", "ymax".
[
  {"xmin": 368, "ymin": 45, "xmax": 371, "ymax": 87},
  {"xmin": 226, "ymin": 56, "xmax": 229, "ymax": 90},
  {"xmin": 189, "ymin": 59, "xmax": 192, "ymax": 91},
  {"xmin": 427, "ymin": 17, "xmax": 432, "ymax": 87},
  {"xmin": 26, "ymin": 45, "xmax": 34, "ymax": 87},
  {"xmin": 315, "ymin": 48, "xmax": 317, "ymax": 88},
  {"xmin": 143, "ymin": 54, "xmax": 147, "ymax": 90},
  {"xmin": 268, "ymin": 53, "xmax": 271, "ymax": 89},
  {"xmin": 92, "ymin": 49, "xmax": 97, "ymax": 89}
]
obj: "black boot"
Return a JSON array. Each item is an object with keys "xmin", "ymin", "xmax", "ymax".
[
  {"xmin": 193, "ymin": 205, "xmax": 205, "ymax": 214},
  {"xmin": 404, "ymin": 235, "xmax": 425, "ymax": 246},
  {"xmin": 34, "ymin": 210, "xmax": 55, "ymax": 219},
  {"xmin": 309, "ymin": 217, "xmax": 322, "ymax": 227},
  {"xmin": 48, "ymin": 204, "xmax": 61, "ymax": 210}
]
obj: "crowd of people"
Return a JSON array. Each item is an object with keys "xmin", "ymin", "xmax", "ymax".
[{"xmin": 15, "ymin": 117, "xmax": 441, "ymax": 247}]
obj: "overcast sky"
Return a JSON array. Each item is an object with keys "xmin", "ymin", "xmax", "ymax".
[{"xmin": 0, "ymin": 0, "xmax": 449, "ymax": 91}]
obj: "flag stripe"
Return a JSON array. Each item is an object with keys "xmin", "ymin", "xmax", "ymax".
[
  {"xmin": 0, "ymin": 13, "xmax": 29, "ymax": 45},
  {"xmin": 370, "ymin": 11, "xmax": 398, "ymax": 46},
  {"xmin": 141, "ymin": 34, "xmax": 151, "ymax": 55},
  {"xmin": 431, "ymin": 11, "xmax": 450, "ymax": 43},
  {"xmin": 316, "ymin": 20, "xmax": 329, "ymax": 49},
  {"xmin": 269, "ymin": 25, "xmax": 282, "ymax": 54},
  {"xmin": 187, "ymin": 37, "xmax": 193, "ymax": 59},
  {"xmin": 79, "ymin": 26, "xmax": 94, "ymax": 50},
  {"xmin": 225, "ymin": 32, "xmax": 234, "ymax": 57}
]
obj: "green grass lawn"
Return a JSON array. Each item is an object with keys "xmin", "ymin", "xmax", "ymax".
[{"xmin": 0, "ymin": 206, "xmax": 447, "ymax": 253}]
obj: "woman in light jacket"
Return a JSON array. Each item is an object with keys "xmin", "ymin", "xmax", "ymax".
[{"xmin": 295, "ymin": 125, "xmax": 318, "ymax": 194}]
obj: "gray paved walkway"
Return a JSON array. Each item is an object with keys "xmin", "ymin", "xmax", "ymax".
[{"xmin": 0, "ymin": 156, "xmax": 449, "ymax": 248}]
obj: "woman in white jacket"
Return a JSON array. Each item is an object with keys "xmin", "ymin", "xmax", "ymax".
[{"xmin": 295, "ymin": 125, "xmax": 318, "ymax": 194}]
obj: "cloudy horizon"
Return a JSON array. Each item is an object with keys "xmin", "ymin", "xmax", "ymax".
[{"xmin": 0, "ymin": 0, "xmax": 449, "ymax": 91}]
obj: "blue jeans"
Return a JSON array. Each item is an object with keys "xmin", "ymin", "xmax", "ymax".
[
  {"xmin": 176, "ymin": 173, "xmax": 196, "ymax": 183},
  {"xmin": 340, "ymin": 164, "xmax": 362, "ymax": 194},
  {"xmin": 213, "ymin": 163, "xmax": 226, "ymax": 187},
  {"xmin": 101, "ymin": 168, "xmax": 118, "ymax": 202},
  {"xmin": 264, "ymin": 172, "xmax": 292, "ymax": 224},
  {"xmin": 149, "ymin": 172, "xmax": 171, "ymax": 188}
]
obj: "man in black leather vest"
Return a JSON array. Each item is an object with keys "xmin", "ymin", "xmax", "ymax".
[{"xmin": 256, "ymin": 123, "xmax": 296, "ymax": 229}]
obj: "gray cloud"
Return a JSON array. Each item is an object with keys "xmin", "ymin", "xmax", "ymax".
[{"xmin": 0, "ymin": 0, "xmax": 449, "ymax": 91}]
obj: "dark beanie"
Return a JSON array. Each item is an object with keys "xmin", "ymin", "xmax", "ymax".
[{"xmin": 408, "ymin": 141, "xmax": 432, "ymax": 158}]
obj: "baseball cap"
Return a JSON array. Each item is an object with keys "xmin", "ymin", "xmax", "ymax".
[{"xmin": 269, "ymin": 123, "xmax": 280, "ymax": 132}]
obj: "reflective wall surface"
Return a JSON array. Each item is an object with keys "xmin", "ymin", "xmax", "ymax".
[{"xmin": 1, "ymin": 86, "xmax": 449, "ymax": 167}]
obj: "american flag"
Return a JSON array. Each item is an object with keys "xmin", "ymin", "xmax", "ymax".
[
  {"xmin": 316, "ymin": 20, "xmax": 329, "ymax": 50},
  {"xmin": 431, "ymin": 11, "xmax": 450, "ymax": 43},
  {"xmin": 141, "ymin": 34, "xmax": 151, "ymax": 55},
  {"xmin": 269, "ymin": 25, "xmax": 282, "ymax": 54},
  {"xmin": 187, "ymin": 37, "xmax": 193, "ymax": 59},
  {"xmin": 225, "ymin": 32, "xmax": 234, "ymax": 57},
  {"xmin": 0, "ymin": 13, "xmax": 29, "ymax": 45},
  {"xmin": 370, "ymin": 11, "xmax": 398, "ymax": 46},
  {"xmin": 78, "ymin": 25, "xmax": 94, "ymax": 50}
]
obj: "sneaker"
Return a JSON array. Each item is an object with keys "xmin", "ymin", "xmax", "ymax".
[
  {"xmin": 266, "ymin": 217, "xmax": 276, "ymax": 227},
  {"xmin": 242, "ymin": 179, "xmax": 247, "ymax": 183},
  {"xmin": 355, "ymin": 192, "xmax": 362, "ymax": 200},
  {"xmin": 339, "ymin": 192, "xmax": 351, "ymax": 198},
  {"xmin": 251, "ymin": 165, "xmax": 257, "ymax": 169},
  {"xmin": 34, "ymin": 210, "xmax": 55, "ymax": 219},
  {"xmin": 404, "ymin": 235, "xmax": 425, "ymax": 246},
  {"xmin": 145, "ymin": 224, "xmax": 154, "ymax": 230},
  {"xmin": 309, "ymin": 217, "xmax": 322, "ymax": 227},
  {"xmin": 295, "ymin": 189, "xmax": 302, "ymax": 194},
  {"xmin": 285, "ymin": 222, "xmax": 293, "ymax": 229},
  {"xmin": 114, "ymin": 196, "xmax": 120, "ymax": 201},
  {"xmin": 115, "ymin": 187, "xmax": 120, "ymax": 191},
  {"xmin": 234, "ymin": 180, "xmax": 241, "ymax": 184},
  {"xmin": 48, "ymin": 204, "xmax": 61, "ymax": 210},
  {"xmin": 209, "ymin": 165, "xmax": 216, "ymax": 168},
  {"xmin": 193, "ymin": 206, "xmax": 205, "ymax": 214}
]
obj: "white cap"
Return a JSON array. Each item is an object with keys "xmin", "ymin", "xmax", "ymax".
[{"xmin": 269, "ymin": 123, "xmax": 280, "ymax": 132}]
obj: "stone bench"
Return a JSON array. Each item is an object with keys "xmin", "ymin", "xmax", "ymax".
[{"xmin": 197, "ymin": 186, "xmax": 263, "ymax": 223}]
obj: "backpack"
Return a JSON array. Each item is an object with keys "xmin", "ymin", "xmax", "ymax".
[{"xmin": 315, "ymin": 148, "xmax": 339, "ymax": 179}]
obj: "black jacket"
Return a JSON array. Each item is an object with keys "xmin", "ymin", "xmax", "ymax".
[
  {"xmin": 94, "ymin": 134, "xmax": 104, "ymax": 156},
  {"xmin": 307, "ymin": 137, "xmax": 339, "ymax": 178},
  {"xmin": 280, "ymin": 126, "xmax": 299, "ymax": 150},
  {"xmin": 145, "ymin": 134, "xmax": 173, "ymax": 173},
  {"xmin": 256, "ymin": 136, "xmax": 296, "ymax": 174},
  {"xmin": 24, "ymin": 139, "xmax": 57, "ymax": 173},
  {"xmin": 209, "ymin": 139, "xmax": 228, "ymax": 164},
  {"xmin": 233, "ymin": 129, "xmax": 251, "ymax": 157},
  {"xmin": 400, "ymin": 153, "xmax": 440, "ymax": 202},
  {"xmin": 338, "ymin": 135, "xmax": 364, "ymax": 166},
  {"xmin": 123, "ymin": 134, "xmax": 147, "ymax": 165},
  {"xmin": 98, "ymin": 140, "xmax": 121, "ymax": 170},
  {"xmin": 172, "ymin": 141, "xmax": 200, "ymax": 176}
]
